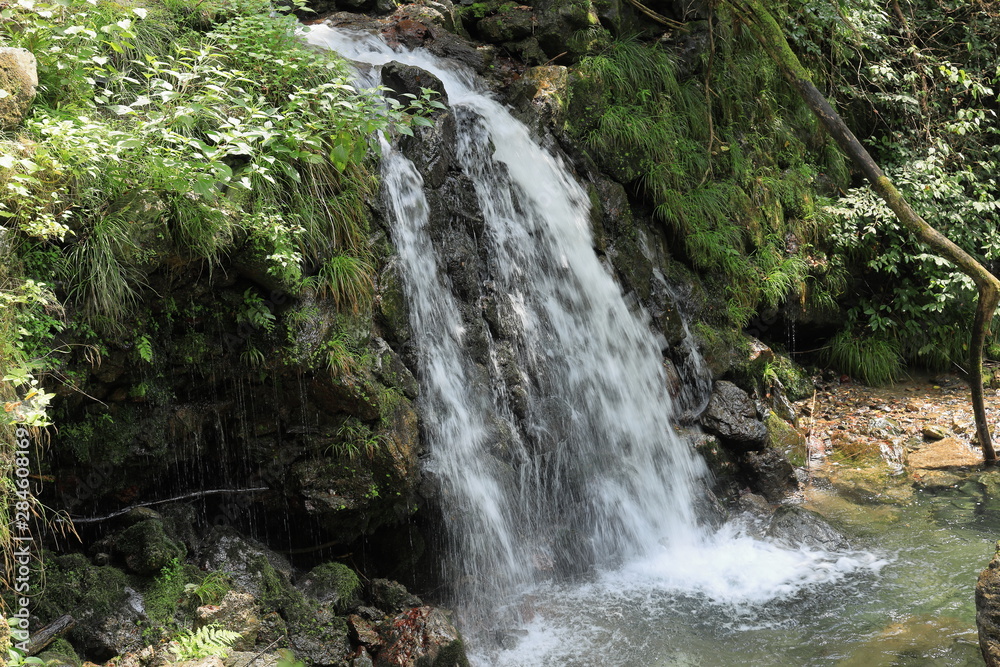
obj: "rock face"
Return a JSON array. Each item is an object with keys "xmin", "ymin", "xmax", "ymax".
[
  {"xmin": 0, "ymin": 47, "xmax": 37, "ymax": 129},
  {"xmin": 700, "ymin": 380, "xmax": 767, "ymax": 448},
  {"xmin": 977, "ymin": 540, "xmax": 1000, "ymax": 666}
]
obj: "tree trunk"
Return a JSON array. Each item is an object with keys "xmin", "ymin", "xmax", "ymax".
[{"xmin": 725, "ymin": 0, "xmax": 1000, "ymax": 463}]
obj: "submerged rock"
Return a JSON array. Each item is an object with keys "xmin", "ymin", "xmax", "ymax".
[
  {"xmin": 765, "ymin": 505, "xmax": 849, "ymax": 551},
  {"xmin": 908, "ymin": 436, "xmax": 982, "ymax": 470}
]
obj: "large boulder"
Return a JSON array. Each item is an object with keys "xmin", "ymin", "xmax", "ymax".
[
  {"xmin": 978, "ymin": 540, "xmax": 1000, "ymax": 666},
  {"xmin": 0, "ymin": 47, "xmax": 37, "ymax": 129},
  {"xmin": 699, "ymin": 380, "xmax": 766, "ymax": 448},
  {"xmin": 34, "ymin": 554, "xmax": 144, "ymax": 661}
]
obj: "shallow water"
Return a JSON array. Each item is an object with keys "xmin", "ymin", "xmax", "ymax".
[{"xmin": 477, "ymin": 481, "xmax": 991, "ymax": 666}]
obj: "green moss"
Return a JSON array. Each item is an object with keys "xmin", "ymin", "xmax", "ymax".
[
  {"xmin": 304, "ymin": 563, "xmax": 361, "ymax": 612},
  {"xmin": 38, "ymin": 638, "xmax": 82, "ymax": 667},
  {"xmin": 423, "ymin": 638, "xmax": 471, "ymax": 667},
  {"xmin": 771, "ymin": 354, "xmax": 814, "ymax": 401},
  {"xmin": 116, "ymin": 519, "xmax": 186, "ymax": 575},
  {"xmin": 766, "ymin": 411, "xmax": 807, "ymax": 467},
  {"xmin": 693, "ymin": 321, "xmax": 751, "ymax": 378},
  {"xmin": 142, "ymin": 556, "xmax": 194, "ymax": 632},
  {"xmin": 34, "ymin": 553, "xmax": 132, "ymax": 629}
]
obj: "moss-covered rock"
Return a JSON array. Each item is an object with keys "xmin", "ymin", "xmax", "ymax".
[
  {"xmin": 37, "ymin": 638, "xmax": 82, "ymax": 667},
  {"xmin": 827, "ymin": 465, "xmax": 914, "ymax": 505},
  {"xmin": 771, "ymin": 354, "xmax": 814, "ymax": 401},
  {"xmin": 477, "ymin": 6, "xmax": 535, "ymax": 43},
  {"xmin": 766, "ymin": 411, "xmax": 807, "ymax": 467},
  {"xmin": 692, "ymin": 322, "xmax": 752, "ymax": 380},
  {"xmin": 0, "ymin": 48, "xmax": 37, "ymax": 129},
  {"xmin": 114, "ymin": 518, "xmax": 187, "ymax": 575},
  {"xmin": 298, "ymin": 562, "xmax": 362, "ymax": 613},
  {"xmin": 34, "ymin": 554, "xmax": 142, "ymax": 660}
]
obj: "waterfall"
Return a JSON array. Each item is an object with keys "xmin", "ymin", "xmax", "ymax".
[{"xmin": 305, "ymin": 26, "xmax": 884, "ymax": 658}]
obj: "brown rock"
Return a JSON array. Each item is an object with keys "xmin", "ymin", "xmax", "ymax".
[
  {"xmin": 195, "ymin": 591, "xmax": 261, "ymax": 651},
  {"xmin": 907, "ymin": 437, "xmax": 981, "ymax": 470},
  {"xmin": 349, "ymin": 614, "xmax": 382, "ymax": 649},
  {"xmin": 375, "ymin": 606, "xmax": 468, "ymax": 667}
]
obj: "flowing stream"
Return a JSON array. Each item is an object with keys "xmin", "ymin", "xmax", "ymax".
[{"xmin": 306, "ymin": 26, "xmax": 901, "ymax": 664}]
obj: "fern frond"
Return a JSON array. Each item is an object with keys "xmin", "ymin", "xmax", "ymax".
[{"xmin": 170, "ymin": 624, "xmax": 242, "ymax": 661}]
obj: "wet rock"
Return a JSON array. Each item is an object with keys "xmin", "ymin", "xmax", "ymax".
[
  {"xmin": 370, "ymin": 579, "xmax": 422, "ymax": 614},
  {"xmin": 375, "ymin": 606, "xmax": 469, "ymax": 667},
  {"xmin": 310, "ymin": 372, "xmax": 381, "ymax": 421},
  {"xmin": 977, "ymin": 540, "xmax": 1000, "ymax": 666},
  {"xmin": 736, "ymin": 491, "xmax": 773, "ymax": 516},
  {"xmin": 352, "ymin": 646, "xmax": 376, "ymax": 667},
  {"xmin": 377, "ymin": 258, "xmax": 411, "ymax": 345},
  {"xmin": 288, "ymin": 609, "xmax": 351, "ymax": 666},
  {"xmin": 399, "ymin": 110, "xmax": 456, "ymax": 189},
  {"xmin": 382, "ymin": 62, "xmax": 448, "ymax": 105},
  {"xmin": 533, "ymin": 0, "xmax": 601, "ymax": 61},
  {"xmin": 743, "ymin": 448, "xmax": 798, "ymax": 502},
  {"xmin": 865, "ymin": 416, "xmax": 904, "ymax": 438},
  {"xmin": 509, "ymin": 66, "xmax": 569, "ymax": 130},
  {"xmin": 923, "ymin": 425, "xmax": 949, "ymax": 441},
  {"xmin": 195, "ymin": 591, "xmax": 261, "ymax": 650},
  {"xmin": 350, "ymin": 613, "xmax": 383, "ymax": 649},
  {"xmin": 374, "ymin": 339, "xmax": 419, "ymax": 400},
  {"xmin": 199, "ymin": 527, "xmax": 295, "ymax": 601},
  {"xmin": 691, "ymin": 432, "xmax": 739, "ymax": 497},
  {"xmin": 765, "ymin": 505, "xmax": 849, "ymax": 551},
  {"xmin": 381, "ymin": 10, "xmax": 482, "ymax": 71},
  {"xmin": 700, "ymin": 380, "xmax": 767, "ymax": 448},
  {"xmin": 477, "ymin": 7, "xmax": 535, "ymax": 43},
  {"xmin": 0, "ymin": 48, "xmax": 38, "ymax": 129}
]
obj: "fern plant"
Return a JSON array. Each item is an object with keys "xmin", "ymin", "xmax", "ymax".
[
  {"xmin": 184, "ymin": 571, "xmax": 232, "ymax": 605},
  {"xmin": 170, "ymin": 625, "xmax": 242, "ymax": 661}
]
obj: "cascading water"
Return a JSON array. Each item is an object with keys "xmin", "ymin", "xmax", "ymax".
[{"xmin": 305, "ymin": 25, "xmax": 885, "ymax": 662}]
